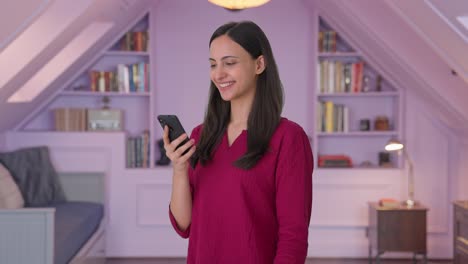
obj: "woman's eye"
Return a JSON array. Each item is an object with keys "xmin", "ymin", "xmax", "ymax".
[
  {"xmin": 210, "ymin": 64, "xmax": 216, "ymax": 68},
  {"xmin": 225, "ymin": 62, "xmax": 237, "ymax": 66}
]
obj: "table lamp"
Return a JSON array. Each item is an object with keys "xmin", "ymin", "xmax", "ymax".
[{"xmin": 385, "ymin": 139, "xmax": 415, "ymax": 207}]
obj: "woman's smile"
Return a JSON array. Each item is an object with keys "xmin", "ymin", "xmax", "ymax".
[{"xmin": 218, "ymin": 81, "xmax": 235, "ymax": 91}]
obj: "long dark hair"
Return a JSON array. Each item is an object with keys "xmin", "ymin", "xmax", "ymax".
[{"xmin": 191, "ymin": 21, "xmax": 283, "ymax": 170}]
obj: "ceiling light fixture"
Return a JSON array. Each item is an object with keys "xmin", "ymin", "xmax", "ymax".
[{"xmin": 208, "ymin": 0, "xmax": 270, "ymax": 10}]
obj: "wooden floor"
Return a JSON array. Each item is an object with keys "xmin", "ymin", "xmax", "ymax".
[{"xmin": 106, "ymin": 258, "xmax": 453, "ymax": 264}]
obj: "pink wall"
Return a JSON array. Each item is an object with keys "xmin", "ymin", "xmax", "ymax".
[{"xmin": 152, "ymin": 0, "xmax": 313, "ymax": 138}]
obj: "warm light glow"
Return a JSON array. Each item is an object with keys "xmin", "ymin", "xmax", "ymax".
[
  {"xmin": 385, "ymin": 139, "xmax": 404, "ymax": 152},
  {"xmin": 208, "ymin": 0, "xmax": 270, "ymax": 10}
]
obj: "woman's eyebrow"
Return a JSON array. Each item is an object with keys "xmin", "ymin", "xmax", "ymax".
[{"xmin": 209, "ymin": 56, "xmax": 239, "ymax": 61}]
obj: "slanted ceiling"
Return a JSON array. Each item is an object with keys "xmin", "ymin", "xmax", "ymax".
[
  {"xmin": 0, "ymin": 0, "xmax": 153, "ymax": 132},
  {"xmin": 0, "ymin": 0, "xmax": 468, "ymax": 134},
  {"xmin": 311, "ymin": 0, "xmax": 468, "ymax": 134},
  {"xmin": 0, "ymin": 0, "xmax": 51, "ymax": 50}
]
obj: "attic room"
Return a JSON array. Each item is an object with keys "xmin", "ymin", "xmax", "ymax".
[{"xmin": 0, "ymin": 0, "xmax": 468, "ymax": 263}]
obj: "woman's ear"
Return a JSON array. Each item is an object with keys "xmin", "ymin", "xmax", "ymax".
[{"xmin": 255, "ymin": 55, "xmax": 266, "ymax": 75}]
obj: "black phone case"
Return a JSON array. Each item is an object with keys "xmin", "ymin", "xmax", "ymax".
[{"xmin": 157, "ymin": 115, "xmax": 190, "ymax": 154}]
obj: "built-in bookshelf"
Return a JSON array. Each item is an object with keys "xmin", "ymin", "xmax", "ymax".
[
  {"xmin": 21, "ymin": 13, "xmax": 154, "ymax": 169},
  {"xmin": 314, "ymin": 17, "xmax": 401, "ymax": 169}
]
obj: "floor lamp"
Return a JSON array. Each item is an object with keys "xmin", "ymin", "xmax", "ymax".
[{"xmin": 385, "ymin": 139, "xmax": 415, "ymax": 207}]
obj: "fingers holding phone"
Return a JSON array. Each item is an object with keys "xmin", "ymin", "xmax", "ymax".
[
  {"xmin": 158, "ymin": 115, "xmax": 196, "ymax": 171},
  {"xmin": 163, "ymin": 126, "xmax": 196, "ymax": 170}
]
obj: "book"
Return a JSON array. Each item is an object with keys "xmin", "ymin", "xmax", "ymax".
[
  {"xmin": 378, "ymin": 198, "xmax": 400, "ymax": 208},
  {"xmin": 318, "ymin": 154, "xmax": 352, "ymax": 168}
]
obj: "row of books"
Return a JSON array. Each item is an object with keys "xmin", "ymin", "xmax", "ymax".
[
  {"xmin": 317, "ymin": 101, "xmax": 349, "ymax": 133},
  {"xmin": 126, "ymin": 131, "xmax": 150, "ymax": 168},
  {"xmin": 317, "ymin": 60, "xmax": 364, "ymax": 94},
  {"xmin": 53, "ymin": 108, "xmax": 88, "ymax": 131},
  {"xmin": 318, "ymin": 30, "xmax": 337, "ymax": 52},
  {"xmin": 89, "ymin": 62, "xmax": 150, "ymax": 93},
  {"xmin": 118, "ymin": 31, "xmax": 149, "ymax": 52}
]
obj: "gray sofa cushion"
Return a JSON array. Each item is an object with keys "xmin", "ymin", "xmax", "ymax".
[
  {"xmin": 52, "ymin": 201, "xmax": 104, "ymax": 264},
  {"xmin": 0, "ymin": 146, "xmax": 67, "ymax": 206}
]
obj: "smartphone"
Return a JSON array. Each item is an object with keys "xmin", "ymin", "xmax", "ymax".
[{"xmin": 157, "ymin": 115, "xmax": 190, "ymax": 154}]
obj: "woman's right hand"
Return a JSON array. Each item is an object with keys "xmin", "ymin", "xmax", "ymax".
[{"xmin": 162, "ymin": 125, "xmax": 196, "ymax": 173}]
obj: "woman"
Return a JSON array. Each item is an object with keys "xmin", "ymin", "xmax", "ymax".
[{"xmin": 164, "ymin": 21, "xmax": 313, "ymax": 264}]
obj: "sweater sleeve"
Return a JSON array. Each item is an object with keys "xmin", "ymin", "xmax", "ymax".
[
  {"xmin": 274, "ymin": 127, "xmax": 313, "ymax": 264},
  {"xmin": 168, "ymin": 125, "xmax": 202, "ymax": 239}
]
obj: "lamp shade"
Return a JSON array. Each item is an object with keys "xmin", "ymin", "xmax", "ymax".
[
  {"xmin": 208, "ymin": 0, "xmax": 270, "ymax": 10},
  {"xmin": 385, "ymin": 139, "xmax": 404, "ymax": 152}
]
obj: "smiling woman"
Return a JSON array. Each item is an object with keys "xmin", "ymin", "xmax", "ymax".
[
  {"xmin": 165, "ymin": 21, "xmax": 314, "ymax": 264},
  {"xmin": 209, "ymin": 35, "xmax": 263, "ymax": 106}
]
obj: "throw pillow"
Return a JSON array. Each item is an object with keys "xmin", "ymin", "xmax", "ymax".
[
  {"xmin": 0, "ymin": 162, "xmax": 25, "ymax": 209},
  {"xmin": 0, "ymin": 146, "xmax": 67, "ymax": 207}
]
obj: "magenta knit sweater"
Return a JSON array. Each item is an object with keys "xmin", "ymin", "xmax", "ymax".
[{"xmin": 169, "ymin": 118, "xmax": 313, "ymax": 264}]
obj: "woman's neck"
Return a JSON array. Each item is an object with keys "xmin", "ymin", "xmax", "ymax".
[{"xmin": 229, "ymin": 97, "xmax": 254, "ymax": 130}]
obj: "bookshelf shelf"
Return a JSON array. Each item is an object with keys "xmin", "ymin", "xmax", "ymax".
[
  {"xmin": 60, "ymin": 91, "xmax": 150, "ymax": 97},
  {"xmin": 19, "ymin": 13, "xmax": 154, "ymax": 169},
  {"xmin": 315, "ymin": 17, "xmax": 402, "ymax": 168},
  {"xmin": 317, "ymin": 131, "xmax": 398, "ymax": 137},
  {"xmin": 317, "ymin": 167, "xmax": 398, "ymax": 171},
  {"xmin": 317, "ymin": 92, "xmax": 399, "ymax": 98},
  {"xmin": 318, "ymin": 52, "xmax": 361, "ymax": 58},
  {"xmin": 104, "ymin": 51, "xmax": 150, "ymax": 57},
  {"xmin": 15, "ymin": 9, "xmax": 177, "ymax": 256}
]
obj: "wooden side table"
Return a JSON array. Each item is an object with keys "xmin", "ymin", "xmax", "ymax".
[
  {"xmin": 367, "ymin": 202, "xmax": 428, "ymax": 264},
  {"xmin": 453, "ymin": 201, "xmax": 468, "ymax": 264}
]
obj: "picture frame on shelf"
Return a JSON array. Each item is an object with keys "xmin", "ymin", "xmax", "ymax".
[{"xmin": 87, "ymin": 109, "xmax": 123, "ymax": 132}]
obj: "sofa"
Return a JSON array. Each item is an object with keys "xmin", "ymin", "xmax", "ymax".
[{"xmin": 0, "ymin": 146, "xmax": 105, "ymax": 264}]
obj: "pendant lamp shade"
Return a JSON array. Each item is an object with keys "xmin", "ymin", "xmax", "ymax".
[{"xmin": 208, "ymin": 0, "xmax": 271, "ymax": 10}]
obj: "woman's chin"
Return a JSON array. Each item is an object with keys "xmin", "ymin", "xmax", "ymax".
[
  {"xmin": 220, "ymin": 95, "xmax": 232, "ymax": 102},
  {"xmin": 218, "ymin": 91, "xmax": 233, "ymax": 102}
]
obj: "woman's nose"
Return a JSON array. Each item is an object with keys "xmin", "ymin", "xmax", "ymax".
[{"xmin": 213, "ymin": 66, "xmax": 226, "ymax": 81}]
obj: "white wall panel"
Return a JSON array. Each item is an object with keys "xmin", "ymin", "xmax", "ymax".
[{"xmin": 136, "ymin": 184, "xmax": 172, "ymax": 226}]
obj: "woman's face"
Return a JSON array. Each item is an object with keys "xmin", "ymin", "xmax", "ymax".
[{"xmin": 209, "ymin": 35, "xmax": 264, "ymax": 103}]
